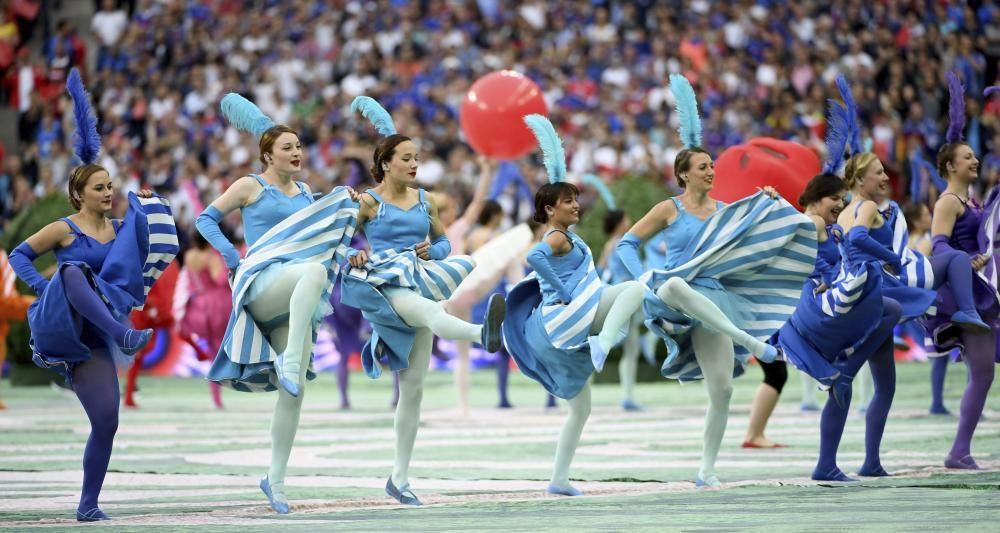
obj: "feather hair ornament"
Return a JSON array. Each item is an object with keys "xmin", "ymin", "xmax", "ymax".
[
  {"xmin": 582, "ymin": 173, "xmax": 616, "ymax": 210},
  {"xmin": 523, "ymin": 114, "xmax": 566, "ymax": 184},
  {"xmin": 350, "ymin": 96, "xmax": 397, "ymax": 136},
  {"xmin": 220, "ymin": 93, "xmax": 276, "ymax": 137},
  {"xmin": 984, "ymin": 86, "xmax": 1000, "ymax": 98},
  {"xmin": 822, "ymin": 100, "xmax": 850, "ymax": 175},
  {"xmin": 669, "ymin": 74, "xmax": 702, "ymax": 149},
  {"xmin": 835, "ymin": 74, "xmax": 862, "ymax": 156},
  {"xmin": 909, "ymin": 151, "xmax": 947, "ymax": 203},
  {"xmin": 66, "ymin": 68, "xmax": 101, "ymax": 165},
  {"xmin": 946, "ymin": 72, "xmax": 965, "ymax": 144}
]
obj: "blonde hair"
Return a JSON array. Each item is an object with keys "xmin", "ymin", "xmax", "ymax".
[{"xmin": 843, "ymin": 152, "xmax": 880, "ymax": 190}]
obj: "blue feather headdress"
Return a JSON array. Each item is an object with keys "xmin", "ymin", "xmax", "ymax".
[
  {"xmin": 351, "ymin": 96, "xmax": 397, "ymax": 136},
  {"xmin": 582, "ymin": 173, "xmax": 616, "ymax": 210},
  {"xmin": 220, "ymin": 93, "xmax": 276, "ymax": 137},
  {"xmin": 66, "ymin": 68, "xmax": 101, "ymax": 165},
  {"xmin": 669, "ymin": 74, "xmax": 702, "ymax": 149},
  {"xmin": 523, "ymin": 114, "xmax": 566, "ymax": 184},
  {"xmin": 985, "ymin": 86, "xmax": 1000, "ymax": 98},
  {"xmin": 835, "ymin": 75, "xmax": 862, "ymax": 156},
  {"xmin": 946, "ymin": 72, "xmax": 965, "ymax": 144},
  {"xmin": 822, "ymin": 100, "xmax": 850, "ymax": 175}
]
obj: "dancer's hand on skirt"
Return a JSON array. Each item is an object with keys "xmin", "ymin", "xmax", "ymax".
[
  {"xmin": 882, "ymin": 262, "xmax": 898, "ymax": 275},
  {"xmin": 415, "ymin": 242, "xmax": 431, "ymax": 260},
  {"xmin": 345, "ymin": 186, "xmax": 360, "ymax": 202},
  {"xmin": 813, "ymin": 282, "xmax": 829, "ymax": 295},
  {"xmin": 758, "ymin": 186, "xmax": 779, "ymax": 199},
  {"xmin": 972, "ymin": 254, "xmax": 990, "ymax": 271},
  {"xmin": 137, "ymin": 189, "xmax": 155, "ymax": 198},
  {"xmin": 348, "ymin": 250, "xmax": 369, "ymax": 268}
]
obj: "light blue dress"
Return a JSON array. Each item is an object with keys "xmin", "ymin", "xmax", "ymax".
[
  {"xmin": 341, "ymin": 189, "xmax": 474, "ymax": 378},
  {"xmin": 503, "ymin": 230, "xmax": 605, "ymax": 399}
]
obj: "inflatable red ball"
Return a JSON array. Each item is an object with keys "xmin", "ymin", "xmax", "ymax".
[
  {"xmin": 461, "ymin": 71, "xmax": 548, "ymax": 160},
  {"xmin": 712, "ymin": 138, "xmax": 821, "ymax": 210}
]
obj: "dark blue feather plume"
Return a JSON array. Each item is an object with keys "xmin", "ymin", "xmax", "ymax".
[
  {"xmin": 822, "ymin": 99, "xmax": 849, "ymax": 175},
  {"xmin": 66, "ymin": 68, "xmax": 101, "ymax": 165},
  {"xmin": 985, "ymin": 86, "xmax": 1000, "ymax": 98},
  {"xmin": 350, "ymin": 96, "xmax": 397, "ymax": 136},
  {"xmin": 835, "ymin": 75, "xmax": 862, "ymax": 156},
  {"xmin": 946, "ymin": 72, "xmax": 965, "ymax": 144},
  {"xmin": 220, "ymin": 93, "xmax": 276, "ymax": 137}
]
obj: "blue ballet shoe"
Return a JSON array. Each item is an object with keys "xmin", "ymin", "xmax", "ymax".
[
  {"xmin": 929, "ymin": 404, "xmax": 952, "ymax": 416},
  {"xmin": 951, "ymin": 310, "xmax": 991, "ymax": 334},
  {"xmin": 695, "ymin": 475, "xmax": 721, "ymax": 488},
  {"xmin": 76, "ymin": 507, "xmax": 110, "ymax": 521},
  {"xmin": 119, "ymin": 328, "xmax": 154, "ymax": 356},
  {"xmin": 621, "ymin": 400, "xmax": 644, "ymax": 412},
  {"xmin": 589, "ymin": 335, "xmax": 609, "ymax": 372},
  {"xmin": 386, "ymin": 476, "xmax": 423, "ymax": 506},
  {"xmin": 811, "ymin": 466, "xmax": 858, "ymax": 482},
  {"xmin": 800, "ymin": 402, "xmax": 820, "ymax": 412},
  {"xmin": 273, "ymin": 354, "xmax": 301, "ymax": 398},
  {"xmin": 260, "ymin": 476, "xmax": 290, "ymax": 514},
  {"xmin": 546, "ymin": 483, "xmax": 582, "ymax": 496},
  {"xmin": 944, "ymin": 454, "xmax": 980, "ymax": 470},
  {"xmin": 857, "ymin": 463, "xmax": 892, "ymax": 477},
  {"xmin": 480, "ymin": 294, "xmax": 506, "ymax": 353}
]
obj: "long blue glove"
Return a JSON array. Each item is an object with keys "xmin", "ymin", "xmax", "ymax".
[
  {"xmin": 813, "ymin": 254, "xmax": 840, "ymax": 286},
  {"xmin": 427, "ymin": 234, "xmax": 451, "ymax": 260},
  {"xmin": 195, "ymin": 206, "xmax": 241, "ymax": 269},
  {"xmin": 615, "ymin": 232, "xmax": 646, "ymax": 279},
  {"xmin": 526, "ymin": 242, "xmax": 573, "ymax": 303},
  {"xmin": 847, "ymin": 225, "xmax": 902, "ymax": 271},
  {"xmin": 9, "ymin": 242, "xmax": 48, "ymax": 294}
]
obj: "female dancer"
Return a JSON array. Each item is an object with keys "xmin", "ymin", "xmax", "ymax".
[
  {"xmin": 175, "ymin": 229, "xmax": 232, "ymax": 409},
  {"xmin": 0, "ymin": 247, "xmax": 34, "ymax": 410},
  {"xmin": 594, "ymin": 186, "xmax": 645, "ymax": 411},
  {"xmin": 503, "ymin": 114, "xmax": 647, "ymax": 496},
  {"xmin": 838, "ymin": 149, "xmax": 985, "ymax": 475},
  {"xmin": 341, "ymin": 96, "xmax": 505, "ymax": 506},
  {"xmin": 8, "ymin": 69, "xmax": 175, "ymax": 521},
  {"xmin": 196, "ymin": 94, "xmax": 359, "ymax": 513},
  {"xmin": 923, "ymin": 77, "xmax": 998, "ymax": 469},
  {"xmin": 616, "ymin": 75, "xmax": 813, "ymax": 487},
  {"xmin": 902, "ymin": 202, "xmax": 950, "ymax": 415}
]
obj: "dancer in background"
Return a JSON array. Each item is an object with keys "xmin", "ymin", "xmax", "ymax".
[
  {"xmin": 616, "ymin": 74, "xmax": 812, "ymax": 487},
  {"xmin": 123, "ymin": 259, "xmax": 179, "ymax": 408},
  {"xmin": 503, "ymin": 114, "xmax": 646, "ymax": 496},
  {"xmin": 8, "ymin": 69, "xmax": 176, "ymax": 521},
  {"xmin": 0, "ymin": 247, "xmax": 35, "ymax": 409},
  {"xmin": 197, "ymin": 94, "xmax": 358, "ymax": 513},
  {"xmin": 924, "ymin": 77, "xmax": 999, "ymax": 470},
  {"xmin": 341, "ymin": 96, "xmax": 505, "ymax": 506}
]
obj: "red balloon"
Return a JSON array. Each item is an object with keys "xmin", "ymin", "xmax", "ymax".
[
  {"xmin": 461, "ymin": 71, "xmax": 548, "ymax": 160},
  {"xmin": 712, "ymin": 138, "xmax": 821, "ymax": 210}
]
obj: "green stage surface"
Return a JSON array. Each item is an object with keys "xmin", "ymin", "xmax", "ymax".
[{"xmin": 1, "ymin": 361, "xmax": 997, "ymax": 531}]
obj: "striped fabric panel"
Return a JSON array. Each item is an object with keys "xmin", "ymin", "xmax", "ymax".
[
  {"xmin": 346, "ymin": 248, "xmax": 475, "ymax": 302},
  {"xmin": 819, "ymin": 267, "xmax": 871, "ymax": 317},
  {"xmin": 539, "ymin": 257, "xmax": 603, "ymax": 350},
  {"xmin": 136, "ymin": 196, "xmax": 180, "ymax": 306},
  {"xmin": 982, "ymin": 189, "xmax": 1000, "ymax": 289},
  {"xmin": 642, "ymin": 194, "xmax": 817, "ymax": 382},
  {"xmin": 889, "ymin": 201, "xmax": 935, "ymax": 290},
  {"xmin": 222, "ymin": 188, "xmax": 358, "ymax": 366}
]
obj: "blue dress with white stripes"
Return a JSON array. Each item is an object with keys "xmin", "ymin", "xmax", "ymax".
[
  {"xmin": 29, "ymin": 194, "xmax": 179, "ymax": 382},
  {"xmin": 341, "ymin": 189, "xmax": 475, "ymax": 379},
  {"xmin": 636, "ymin": 193, "xmax": 817, "ymax": 382},
  {"xmin": 503, "ymin": 230, "xmax": 605, "ymax": 399}
]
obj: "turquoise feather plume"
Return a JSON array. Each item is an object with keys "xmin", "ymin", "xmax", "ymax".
[
  {"xmin": 669, "ymin": 74, "xmax": 702, "ymax": 149},
  {"xmin": 523, "ymin": 114, "xmax": 566, "ymax": 183},
  {"xmin": 582, "ymin": 174, "xmax": 616, "ymax": 210},
  {"xmin": 220, "ymin": 93, "xmax": 276, "ymax": 137},
  {"xmin": 350, "ymin": 96, "xmax": 397, "ymax": 136}
]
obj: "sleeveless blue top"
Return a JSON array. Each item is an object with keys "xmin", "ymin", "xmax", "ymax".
[
  {"xmin": 363, "ymin": 189, "xmax": 431, "ymax": 252},
  {"xmin": 240, "ymin": 175, "xmax": 313, "ymax": 248},
  {"xmin": 811, "ymin": 223, "xmax": 843, "ymax": 280},
  {"xmin": 537, "ymin": 229, "xmax": 588, "ymax": 304},
  {"xmin": 662, "ymin": 197, "xmax": 724, "ymax": 271},
  {"xmin": 55, "ymin": 217, "xmax": 121, "ymax": 273},
  {"xmin": 842, "ymin": 203, "xmax": 894, "ymax": 271}
]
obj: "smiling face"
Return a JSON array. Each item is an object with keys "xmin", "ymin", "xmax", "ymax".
[
  {"xmin": 858, "ymin": 158, "xmax": 890, "ymax": 201},
  {"xmin": 813, "ymin": 192, "xmax": 846, "ymax": 225},
  {"xmin": 947, "ymin": 144, "xmax": 980, "ymax": 185},
  {"xmin": 384, "ymin": 139, "xmax": 419, "ymax": 186},
  {"xmin": 679, "ymin": 151, "xmax": 715, "ymax": 192},
  {"xmin": 547, "ymin": 191, "xmax": 580, "ymax": 227},
  {"xmin": 265, "ymin": 131, "xmax": 303, "ymax": 174}
]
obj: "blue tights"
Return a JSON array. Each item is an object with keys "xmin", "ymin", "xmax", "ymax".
[{"xmin": 71, "ymin": 350, "xmax": 120, "ymax": 516}]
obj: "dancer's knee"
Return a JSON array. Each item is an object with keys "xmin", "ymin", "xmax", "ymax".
[
  {"xmin": 761, "ymin": 361, "xmax": 787, "ymax": 393},
  {"xmin": 295, "ymin": 262, "xmax": 328, "ymax": 290},
  {"xmin": 657, "ymin": 277, "xmax": 687, "ymax": 300},
  {"xmin": 62, "ymin": 263, "xmax": 87, "ymax": 284},
  {"xmin": 882, "ymin": 298, "xmax": 902, "ymax": 324},
  {"xmin": 90, "ymin": 408, "xmax": 119, "ymax": 439},
  {"xmin": 706, "ymin": 379, "xmax": 734, "ymax": 406}
]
